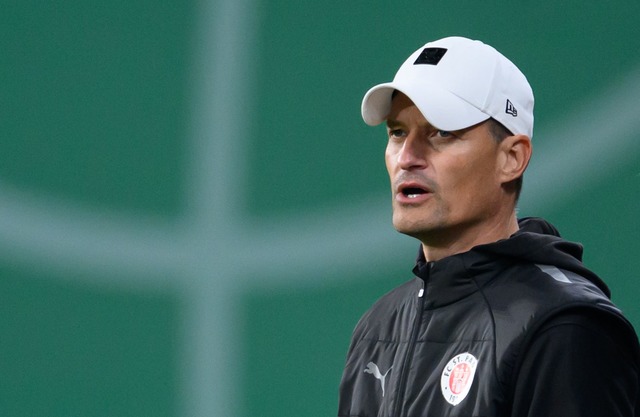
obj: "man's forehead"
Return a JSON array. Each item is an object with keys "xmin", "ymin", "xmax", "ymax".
[
  {"xmin": 390, "ymin": 90, "xmax": 414, "ymax": 105},
  {"xmin": 386, "ymin": 91, "xmax": 494, "ymax": 136},
  {"xmin": 386, "ymin": 93, "xmax": 433, "ymax": 127}
]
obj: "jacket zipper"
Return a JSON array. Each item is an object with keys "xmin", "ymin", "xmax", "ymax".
[{"xmin": 392, "ymin": 278, "xmax": 426, "ymax": 417}]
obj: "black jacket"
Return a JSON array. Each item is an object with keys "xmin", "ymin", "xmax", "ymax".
[{"xmin": 338, "ymin": 218, "xmax": 640, "ymax": 417}]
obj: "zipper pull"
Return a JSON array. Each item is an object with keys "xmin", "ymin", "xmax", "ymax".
[{"xmin": 418, "ymin": 287, "xmax": 424, "ymax": 298}]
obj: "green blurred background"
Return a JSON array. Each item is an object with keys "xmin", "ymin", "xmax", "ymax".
[{"xmin": 1, "ymin": 1, "xmax": 639, "ymax": 416}]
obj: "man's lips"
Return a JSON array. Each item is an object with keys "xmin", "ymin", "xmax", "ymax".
[{"xmin": 394, "ymin": 180, "xmax": 434, "ymax": 204}]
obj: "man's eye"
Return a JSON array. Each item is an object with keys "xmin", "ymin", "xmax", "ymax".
[
  {"xmin": 389, "ymin": 129, "xmax": 405, "ymax": 138},
  {"xmin": 436, "ymin": 130, "xmax": 452, "ymax": 138}
]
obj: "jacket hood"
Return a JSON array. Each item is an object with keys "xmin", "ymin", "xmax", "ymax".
[{"xmin": 414, "ymin": 217, "xmax": 611, "ymax": 297}]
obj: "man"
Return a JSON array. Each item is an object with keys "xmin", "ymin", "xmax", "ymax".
[{"xmin": 338, "ymin": 36, "xmax": 639, "ymax": 417}]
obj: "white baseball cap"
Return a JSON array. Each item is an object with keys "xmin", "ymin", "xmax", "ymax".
[{"xmin": 361, "ymin": 36, "xmax": 534, "ymax": 138}]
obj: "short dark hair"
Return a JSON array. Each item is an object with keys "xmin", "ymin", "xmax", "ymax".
[{"xmin": 487, "ymin": 119, "xmax": 523, "ymax": 202}]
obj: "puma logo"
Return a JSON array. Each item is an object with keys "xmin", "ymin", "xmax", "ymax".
[{"xmin": 364, "ymin": 362, "xmax": 393, "ymax": 397}]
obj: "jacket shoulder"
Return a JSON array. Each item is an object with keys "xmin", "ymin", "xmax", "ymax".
[{"xmin": 482, "ymin": 262, "xmax": 634, "ymax": 391}]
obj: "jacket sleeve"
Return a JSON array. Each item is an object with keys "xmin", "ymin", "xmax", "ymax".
[{"xmin": 510, "ymin": 308, "xmax": 640, "ymax": 417}]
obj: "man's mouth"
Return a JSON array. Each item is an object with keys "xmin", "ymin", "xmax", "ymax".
[
  {"xmin": 402, "ymin": 187, "xmax": 428, "ymax": 199},
  {"xmin": 395, "ymin": 178, "xmax": 434, "ymax": 203}
]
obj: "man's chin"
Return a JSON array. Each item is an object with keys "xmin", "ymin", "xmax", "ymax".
[
  {"xmin": 392, "ymin": 220, "xmax": 428, "ymax": 239},
  {"xmin": 392, "ymin": 213, "xmax": 447, "ymax": 241}
]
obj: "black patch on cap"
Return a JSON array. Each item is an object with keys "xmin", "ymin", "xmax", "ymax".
[{"xmin": 414, "ymin": 47, "xmax": 447, "ymax": 65}]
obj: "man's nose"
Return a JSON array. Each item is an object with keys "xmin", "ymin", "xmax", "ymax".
[{"xmin": 397, "ymin": 134, "xmax": 428, "ymax": 170}]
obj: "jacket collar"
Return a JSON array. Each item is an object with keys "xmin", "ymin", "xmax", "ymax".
[{"xmin": 411, "ymin": 217, "xmax": 610, "ymax": 307}]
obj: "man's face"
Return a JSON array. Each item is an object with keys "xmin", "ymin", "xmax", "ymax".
[{"xmin": 385, "ymin": 92, "xmax": 505, "ymax": 247}]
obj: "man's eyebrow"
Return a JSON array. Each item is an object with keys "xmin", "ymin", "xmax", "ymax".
[{"xmin": 386, "ymin": 119, "xmax": 402, "ymax": 128}]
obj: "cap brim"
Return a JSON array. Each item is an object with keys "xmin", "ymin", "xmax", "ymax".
[{"xmin": 361, "ymin": 80, "xmax": 489, "ymax": 131}]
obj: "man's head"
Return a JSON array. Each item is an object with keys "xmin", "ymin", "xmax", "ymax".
[{"xmin": 362, "ymin": 37, "xmax": 534, "ymax": 259}]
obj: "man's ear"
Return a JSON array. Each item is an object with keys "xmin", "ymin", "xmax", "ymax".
[{"xmin": 498, "ymin": 134, "xmax": 532, "ymax": 184}]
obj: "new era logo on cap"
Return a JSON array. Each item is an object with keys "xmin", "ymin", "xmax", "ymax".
[{"xmin": 505, "ymin": 99, "xmax": 518, "ymax": 117}]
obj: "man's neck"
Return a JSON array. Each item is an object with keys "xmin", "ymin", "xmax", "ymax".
[{"xmin": 421, "ymin": 214, "xmax": 519, "ymax": 262}]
